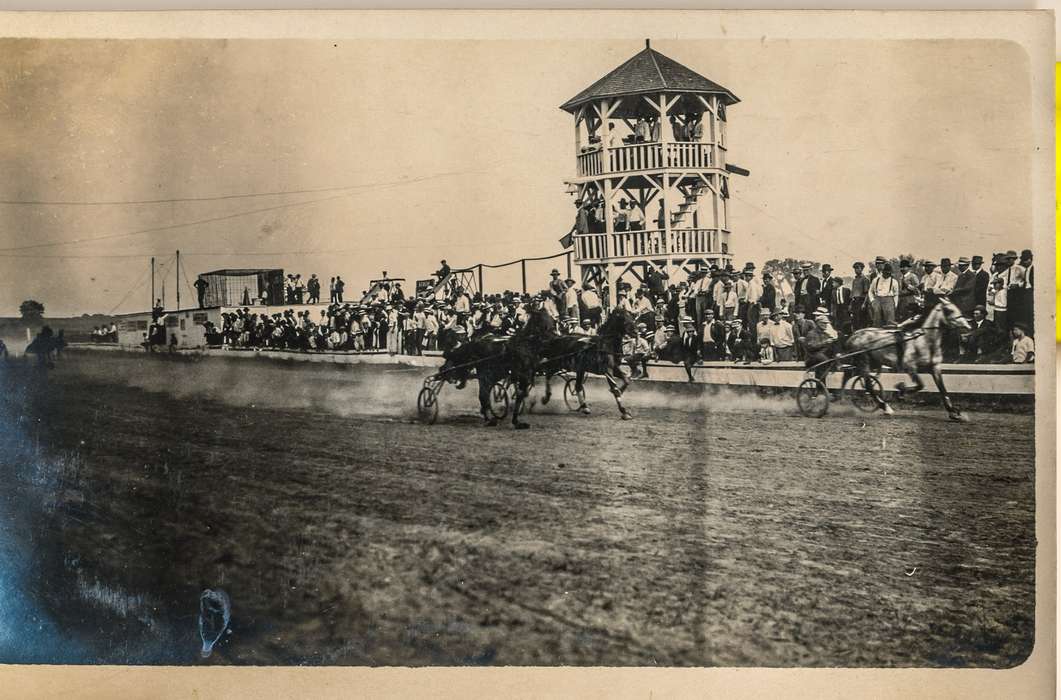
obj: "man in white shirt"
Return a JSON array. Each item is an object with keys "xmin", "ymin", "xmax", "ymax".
[
  {"xmin": 563, "ymin": 279, "xmax": 581, "ymax": 324},
  {"xmin": 767, "ymin": 309, "xmax": 796, "ymax": 361},
  {"xmin": 580, "ymin": 282, "xmax": 602, "ymax": 327},
  {"xmin": 869, "ymin": 264, "xmax": 900, "ymax": 326},
  {"xmin": 1010, "ymin": 323, "xmax": 1034, "ymax": 363},
  {"xmin": 627, "ymin": 202, "xmax": 645, "ymax": 231},
  {"xmin": 936, "ymin": 258, "xmax": 958, "ymax": 297}
]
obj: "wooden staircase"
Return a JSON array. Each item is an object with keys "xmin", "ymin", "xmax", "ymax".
[{"xmin": 670, "ymin": 182, "xmax": 706, "ymax": 228}]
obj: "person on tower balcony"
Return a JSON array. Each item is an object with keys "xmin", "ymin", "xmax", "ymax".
[
  {"xmin": 656, "ymin": 199, "xmax": 666, "ymax": 231},
  {"xmin": 614, "ymin": 199, "xmax": 629, "ymax": 232},
  {"xmin": 669, "ymin": 115, "xmax": 687, "ymax": 142},
  {"xmin": 627, "ymin": 201, "xmax": 645, "ymax": 231},
  {"xmin": 649, "ymin": 116, "xmax": 661, "ymax": 143},
  {"xmin": 634, "ymin": 116, "xmax": 651, "ymax": 143},
  {"xmin": 688, "ymin": 113, "xmax": 704, "ymax": 142}
]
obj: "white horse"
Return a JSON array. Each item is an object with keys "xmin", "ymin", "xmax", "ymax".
[{"xmin": 845, "ymin": 297, "xmax": 972, "ymax": 421}]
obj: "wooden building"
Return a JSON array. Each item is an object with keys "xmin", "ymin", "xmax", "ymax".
[{"xmin": 560, "ymin": 40, "xmax": 748, "ymax": 304}]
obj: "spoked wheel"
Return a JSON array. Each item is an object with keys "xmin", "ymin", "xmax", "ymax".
[
  {"xmin": 843, "ymin": 374, "xmax": 884, "ymax": 413},
  {"xmin": 417, "ymin": 385, "xmax": 439, "ymax": 424},
  {"xmin": 489, "ymin": 381, "xmax": 511, "ymax": 420},
  {"xmin": 796, "ymin": 378, "xmax": 830, "ymax": 418},
  {"xmin": 563, "ymin": 376, "xmax": 584, "ymax": 412}
]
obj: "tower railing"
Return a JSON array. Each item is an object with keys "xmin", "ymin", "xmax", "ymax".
[
  {"xmin": 575, "ymin": 142, "xmax": 715, "ymax": 177},
  {"xmin": 573, "ymin": 228, "xmax": 730, "ymax": 262}
]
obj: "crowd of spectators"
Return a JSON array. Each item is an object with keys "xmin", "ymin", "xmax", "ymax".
[
  {"xmin": 90, "ymin": 323, "xmax": 119, "ymax": 343},
  {"xmin": 202, "ymin": 248, "xmax": 1034, "ymax": 365}
]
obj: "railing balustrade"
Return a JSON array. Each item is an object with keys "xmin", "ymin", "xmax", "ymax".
[{"xmin": 574, "ymin": 228, "xmax": 728, "ymax": 262}]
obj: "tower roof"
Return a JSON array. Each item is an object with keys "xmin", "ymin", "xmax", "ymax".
[{"xmin": 560, "ymin": 41, "xmax": 739, "ymax": 114}]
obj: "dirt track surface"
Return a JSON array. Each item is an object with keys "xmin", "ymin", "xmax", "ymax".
[{"xmin": 0, "ymin": 351, "xmax": 1035, "ymax": 666}]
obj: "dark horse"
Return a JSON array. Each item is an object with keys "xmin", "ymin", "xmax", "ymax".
[
  {"xmin": 540, "ymin": 308, "xmax": 637, "ymax": 419},
  {"xmin": 652, "ymin": 334, "xmax": 698, "ymax": 383},
  {"xmin": 439, "ymin": 308, "xmax": 557, "ymax": 428}
]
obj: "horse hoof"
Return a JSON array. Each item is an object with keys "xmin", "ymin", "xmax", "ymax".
[
  {"xmin": 621, "ymin": 412, "xmax": 633, "ymax": 421},
  {"xmin": 540, "ymin": 395, "xmax": 550, "ymax": 405},
  {"xmin": 514, "ymin": 422, "xmax": 530, "ymax": 430},
  {"xmin": 882, "ymin": 404, "xmax": 895, "ymax": 416},
  {"xmin": 579, "ymin": 406, "xmax": 591, "ymax": 415},
  {"xmin": 484, "ymin": 418, "xmax": 498, "ymax": 427},
  {"xmin": 949, "ymin": 412, "xmax": 969, "ymax": 423}
]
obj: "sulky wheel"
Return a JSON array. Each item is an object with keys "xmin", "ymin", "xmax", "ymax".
[
  {"xmin": 563, "ymin": 376, "xmax": 584, "ymax": 412},
  {"xmin": 796, "ymin": 378, "xmax": 830, "ymax": 418},
  {"xmin": 417, "ymin": 386, "xmax": 439, "ymax": 425},
  {"xmin": 843, "ymin": 374, "xmax": 884, "ymax": 413},
  {"xmin": 489, "ymin": 381, "xmax": 510, "ymax": 420}
]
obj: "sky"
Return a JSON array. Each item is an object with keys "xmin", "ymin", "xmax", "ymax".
[{"xmin": 0, "ymin": 37, "xmax": 1034, "ymax": 316}]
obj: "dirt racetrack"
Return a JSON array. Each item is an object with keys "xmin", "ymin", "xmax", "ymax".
[{"xmin": 0, "ymin": 350, "xmax": 1035, "ymax": 667}]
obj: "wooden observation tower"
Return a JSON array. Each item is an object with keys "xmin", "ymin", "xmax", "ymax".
[{"xmin": 560, "ymin": 40, "xmax": 748, "ymax": 305}]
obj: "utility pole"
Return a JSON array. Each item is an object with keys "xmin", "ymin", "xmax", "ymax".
[
  {"xmin": 176, "ymin": 250, "xmax": 181, "ymax": 311},
  {"xmin": 150, "ymin": 256, "xmax": 155, "ymax": 310}
]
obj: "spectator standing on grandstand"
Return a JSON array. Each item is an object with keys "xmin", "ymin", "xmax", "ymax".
[
  {"xmin": 869, "ymin": 263, "xmax": 899, "ymax": 326},
  {"xmin": 719, "ymin": 281, "xmax": 739, "ymax": 321},
  {"xmin": 793, "ymin": 264, "xmax": 820, "ymax": 316},
  {"xmin": 921, "ymin": 260, "xmax": 941, "ymax": 309},
  {"xmin": 334, "ymin": 276, "xmax": 345, "ymax": 303},
  {"xmin": 579, "ymin": 282, "xmax": 602, "ymax": 327},
  {"xmin": 950, "ymin": 257, "xmax": 976, "ymax": 316},
  {"xmin": 936, "ymin": 258, "xmax": 958, "ymax": 299},
  {"xmin": 972, "ymin": 255, "xmax": 991, "ymax": 308},
  {"xmin": 329, "ymin": 277, "xmax": 337, "ymax": 303},
  {"xmin": 897, "ymin": 259, "xmax": 919, "ymax": 321},
  {"xmin": 744, "ymin": 264, "xmax": 763, "ymax": 331},
  {"xmin": 817, "ymin": 264, "xmax": 834, "ymax": 308},
  {"xmin": 1010, "ymin": 323, "xmax": 1034, "ymax": 363},
  {"xmin": 1011, "ymin": 249, "xmax": 1033, "ymax": 335},
  {"xmin": 307, "ymin": 275, "xmax": 321, "ymax": 304},
  {"xmin": 827, "ymin": 277, "xmax": 852, "ymax": 334},
  {"xmin": 632, "ymin": 287, "xmax": 654, "ymax": 330},
  {"xmin": 563, "ymin": 280, "xmax": 580, "ymax": 325},
  {"xmin": 767, "ymin": 309, "xmax": 796, "ymax": 362},
  {"xmin": 760, "ymin": 270, "xmax": 777, "ymax": 313},
  {"xmin": 989, "ymin": 276, "xmax": 1007, "ymax": 329},
  {"xmin": 849, "ymin": 262, "xmax": 870, "ymax": 329}
]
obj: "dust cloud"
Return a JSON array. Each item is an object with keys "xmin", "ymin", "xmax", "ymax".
[{"xmin": 56, "ymin": 350, "xmax": 854, "ymax": 423}]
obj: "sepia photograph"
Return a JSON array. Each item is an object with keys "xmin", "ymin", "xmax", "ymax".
[{"xmin": 0, "ymin": 11, "xmax": 1052, "ymax": 682}]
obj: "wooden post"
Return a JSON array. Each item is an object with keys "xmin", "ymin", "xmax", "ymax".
[
  {"xmin": 521, "ymin": 259, "xmax": 527, "ymax": 294},
  {"xmin": 150, "ymin": 256, "xmax": 155, "ymax": 310},
  {"xmin": 600, "ymin": 100, "xmax": 612, "ymax": 174},
  {"xmin": 478, "ymin": 264, "xmax": 484, "ymax": 297},
  {"xmin": 175, "ymin": 250, "xmax": 181, "ymax": 311},
  {"xmin": 566, "ymin": 252, "xmax": 572, "ymax": 280}
]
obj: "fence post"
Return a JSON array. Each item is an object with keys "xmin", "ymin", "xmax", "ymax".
[
  {"xmin": 478, "ymin": 265, "xmax": 484, "ymax": 297},
  {"xmin": 521, "ymin": 259, "xmax": 527, "ymax": 294}
]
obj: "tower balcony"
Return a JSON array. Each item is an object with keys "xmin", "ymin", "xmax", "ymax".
[
  {"xmin": 576, "ymin": 141, "xmax": 716, "ymax": 178},
  {"xmin": 573, "ymin": 227, "xmax": 730, "ymax": 264}
]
